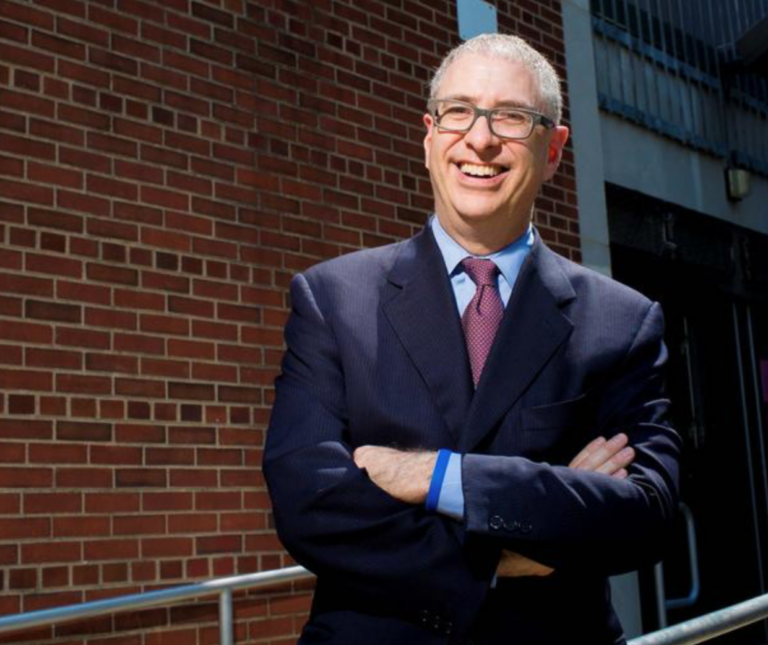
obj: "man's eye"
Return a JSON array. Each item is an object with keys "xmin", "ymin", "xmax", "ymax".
[
  {"xmin": 443, "ymin": 106, "xmax": 473, "ymax": 117},
  {"xmin": 495, "ymin": 110, "xmax": 528, "ymax": 123}
]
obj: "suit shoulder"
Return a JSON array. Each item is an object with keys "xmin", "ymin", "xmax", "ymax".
[
  {"xmin": 298, "ymin": 238, "xmax": 406, "ymax": 292},
  {"xmin": 552, "ymin": 251, "xmax": 654, "ymax": 311}
]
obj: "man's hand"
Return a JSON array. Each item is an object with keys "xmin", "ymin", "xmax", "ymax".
[
  {"xmin": 569, "ymin": 432, "xmax": 634, "ymax": 478},
  {"xmin": 353, "ymin": 446, "xmax": 437, "ymax": 505},
  {"xmin": 497, "ymin": 433, "xmax": 635, "ymax": 578},
  {"xmin": 497, "ymin": 550, "xmax": 555, "ymax": 577}
]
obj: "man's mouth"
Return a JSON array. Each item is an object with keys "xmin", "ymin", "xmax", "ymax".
[{"xmin": 458, "ymin": 163, "xmax": 508, "ymax": 178}]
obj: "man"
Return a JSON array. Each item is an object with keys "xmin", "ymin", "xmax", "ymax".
[{"xmin": 264, "ymin": 33, "xmax": 681, "ymax": 645}]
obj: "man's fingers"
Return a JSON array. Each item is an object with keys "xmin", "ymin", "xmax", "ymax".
[
  {"xmin": 353, "ymin": 445, "xmax": 377, "ymax": 468},
  {"xmin": 569, "ymin": 433, "xmax": 634, "ymax": 477},
  {"xmin": 579, "ymin": 433, "xmax": 627, "ymax": 470},
  {"xmin": 497, "ymin": 550, "xmax": 555, "ymax": 578},
  {"xmin": 595, "ymin": 447, "xmax": 634, "ymax": 476},
  {"xmin": 569, "ymin": 436, "xmax": 606, "ymax": 469}
]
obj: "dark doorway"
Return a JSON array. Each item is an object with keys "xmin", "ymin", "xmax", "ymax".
[{"xmin": 607, "ymin": 183, "xmax": 768, "ymax": 643}]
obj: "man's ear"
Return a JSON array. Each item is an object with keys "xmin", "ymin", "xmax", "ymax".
[
  {"xmin": 543, "ymin": 125, "xmax": 569, "ymax": 181},
  {"xmin": 423, "ymin": 113, "xmax": 434, "ymax": 170}
]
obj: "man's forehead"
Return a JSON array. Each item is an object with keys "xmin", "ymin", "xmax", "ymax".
[{"xmin": 437, "ymin": 54, "xmax": 540, "ymax": 104}]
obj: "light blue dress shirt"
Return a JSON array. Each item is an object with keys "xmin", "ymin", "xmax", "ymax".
[{"xmin": 429, "ymin": 215, "xmax": 534, "ymax": 520}]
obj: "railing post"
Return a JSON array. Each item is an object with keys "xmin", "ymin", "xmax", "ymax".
[{"xmin": 219, "ymin": 588, "xmax": 233, "ymax": 645}]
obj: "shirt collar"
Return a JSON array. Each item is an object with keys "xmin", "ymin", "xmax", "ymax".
[{"xmin": 430, "ymin": 214, "xmax": 534, "ymax": 287}]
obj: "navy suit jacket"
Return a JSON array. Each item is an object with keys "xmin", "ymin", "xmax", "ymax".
[{"xmin": 264, "ymin": 225, "xmax": 681, "ymax": 645}]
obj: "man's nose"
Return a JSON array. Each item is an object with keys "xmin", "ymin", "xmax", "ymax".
[{"xmin": 463, "ymin": 113, "xmax": 498, "ymax": 149}]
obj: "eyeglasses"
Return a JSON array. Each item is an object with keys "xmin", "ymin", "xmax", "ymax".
[{"xmin": 427, "ymin": 99, "xmax": 555, "ymax": 140}]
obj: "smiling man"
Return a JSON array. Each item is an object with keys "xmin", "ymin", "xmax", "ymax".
[{"xmin": 264, "ymin": 34, "xmax": 681, "ymax": 645}]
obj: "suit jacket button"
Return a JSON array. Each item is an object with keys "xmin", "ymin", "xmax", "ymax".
[{"xmin": 489, "ymin": 515, "xmax": 504, "ymax": 530}]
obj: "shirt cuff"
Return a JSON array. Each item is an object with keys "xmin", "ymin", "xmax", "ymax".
[{"xmin": 436, "ymin": 452, "xmax": 464, "ymax": 520}]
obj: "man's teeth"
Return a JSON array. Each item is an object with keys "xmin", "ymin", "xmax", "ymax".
[{"xmin": 460, "ymin": 163, "xmax": 504, "ymax": 177}]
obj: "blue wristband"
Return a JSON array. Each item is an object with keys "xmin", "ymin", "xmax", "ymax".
[{"xmin": 425, "ymin": 449, "xmax": 452, "ymax": 512}]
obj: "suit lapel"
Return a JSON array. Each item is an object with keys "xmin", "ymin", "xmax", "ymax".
[
  {"xmin": 382, "ymin": 227, "xmax": 473, "ymax": 444},
  {"xmin": 459, "ymin": 236, "xmax": 577, "ymax": 453}
]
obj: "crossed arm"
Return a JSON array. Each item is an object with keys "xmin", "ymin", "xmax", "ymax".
[{"xmin": 353, "ymin": 432, "xmax": 636, "ymax": 578}]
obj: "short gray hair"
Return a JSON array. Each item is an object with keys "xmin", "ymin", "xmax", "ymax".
[{"xmin": 428, "ymin": 33, "xmax": 563, "ymax": 124}]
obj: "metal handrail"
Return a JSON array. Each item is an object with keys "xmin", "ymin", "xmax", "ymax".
[
  {"xmin": 1, "ymin": 564, "xmax": 767, "ymax": 645},
  {"xmin": 628, "ymin": 591, "xmax": 768, "ymax": 645},
  {"xmin": 0, "ymin": 565, "xmax": 314, "ymax": 644}
]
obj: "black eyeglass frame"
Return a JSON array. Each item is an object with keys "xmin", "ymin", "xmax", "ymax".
[{"xmin": 427, "ymin": 98, "xmax": 556, "ymax": 140}]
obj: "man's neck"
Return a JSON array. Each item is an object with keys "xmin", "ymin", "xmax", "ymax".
[{"xmin": 435, "ymin": 212, "xmax": 532, "ymax": 256}]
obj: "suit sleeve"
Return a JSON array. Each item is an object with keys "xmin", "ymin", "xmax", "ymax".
[
  {"xmin": 461, "ymin": 301, "xmax": 682, "ymax": 576},
  {"xmin": 263, "ymin": 273, "xmax": 496, "ymax": 634}
]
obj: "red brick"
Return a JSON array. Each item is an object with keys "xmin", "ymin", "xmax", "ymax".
[
  {"xmin": 167, "ymin": 513, "xmax": 217, "ymax": 534},
  {"xmin": 116, "ymin": 468, "xmax": 167, "ymax": 487},
  {"xmin": 8, "ymin": 394, "xmax": 34, "ymax": 414},
  {"xmin": 56, "ymin": 467, "xmax": 112, "ymax": 488},
  {"xmin": 140, "ymin": 358, "xmax": 189, "ymax": 379},
  {"xmin": 83, "ymin": 539, "xmax": 139, "ymax": 561},
  {"xmin": 42, "ymin": 566, "xmax": 70, "ymax": 588},
  {"xmin": 86, "ymin": 353, "xmax": 138, "ymax": 374},
  {"xmin": 27, "ymin": 209, "xmax": 83, "ymax": 234},
  {"xmin": 57, "ymin": 421, "xmax": 112, "ymax": 442},
  {"xmin": 26, "ymin": 253, "xmax": 82, "ymax": 278},
  {"xmin": 85, "ymin": 492, "xmax": 140, "ymax": 514},
  {"xmin": 191, "ymin": 362, "xmax": 237, "ymax": 383},
  {"xmin": 141, "ymin": 270, "xmax": 190, "ymax": 294},
  {"xmin": 28, "ymin": 441, "xmax": 88, "ymax": 463},
  {"xmin": 113, "ymin": 332, "xmax": 165, "ymax": 355},
  {"xmin": 141, "ymin": 186, "xmax": 189, "ymax": 210},
  {"xmin": 53, "ymin": 516, "xmax": 110, "ymax": 538},
  {"xmin": 0, "ymin": 41, "xmax": 54, "ymax": 73},
  {"xmin": 115, "ymin": 378, "xmax": 166, "ymax": 398},
  {"xmin": 113, "ymin": 514, "xmax": 166, "ymax": 535},
  {"xmin": 0, "ymin": 441, "xmax": 25, "ymax": 463},
  {"xmin": 167, "ymin": 340, "xmax": 216, "ymax": 360},
  {"xmin": 56, "ymin": 374, "xmax": 112, "ymax": 395},
  {"xmin": 56, "ymin": 326, "xmax": 110, "ymax": 349},
  {"xmin": 54, "ymin": 196, "xmax": 108, "ymax": 226},
  {"xmin": 167, "ymin": 382, "xmax": 215, "ymax": 401},
  {"xmin": 25, "ymin": 300, "xmax": 82, "ymax": 323},
  {"xmin": 0, "ymin": 319, "xmax": 53, "ymax": 343},
  {"xmin": 145, "ymin": 446, "xmax": 194, "ymax": 465},
  {"xmin": 0, "ymin": 177, "xmax": 54, "ymax": 205},
  {"xmin": 0, "ymin": 467, "xmax": 52, "ymax": 488},
  {"xmin": 0, "ymin": 369, "xmax": 53, "ymax": 392},
  {"xmin": 0, "ymin": 492, "xmax": 20, "ymax": 513},
  {"xmin": 141, "ymin": 537, "xmax": 193, "ymax": 558},
  {"xmin": 25, "ymin": 347, "xmax": 82, "ymax": 370},
  {"xmin": 57, "ymin": 15, "xmax": 109, "ymax": 46},
  {"xmin": 25, "ymin": 493, "xmax": 82, "ymax": 514},
  {"xmin": 86, "ymin": 263, "xmax": 139, "ymax": 286},
  {"xmin": 170, "ymin": 468, "xmax": 217, "ymax": 487},
  {"xmin": 140, "ymin": 314, "xmax": 190, "ymax": 336},
  {"xmin": 85, "ymin": 307, "xmax": 138, "ymax": 330},
  {"xmin": 196, "ymin": 534, "xmax": 242, "ymax": 555}
]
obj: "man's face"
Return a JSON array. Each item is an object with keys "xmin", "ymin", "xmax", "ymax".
[{"xmin": 423, "ymin": 54, "xmax": 569, "ymax": 243}]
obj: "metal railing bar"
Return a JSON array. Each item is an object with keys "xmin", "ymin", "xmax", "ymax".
[
  {"xmin": 0, "ymin": 565, "xmax": 313, "ymax": 637},
  {"xmin": 2, "ymin": 562, "xmax": 768, "ymax": 645},
  {"xmin": 219, "ymin": 588, "xmax": 233, "ymax": 645},
  {"xmin": 628, "ymin": 591, "xmax": 768, "ymax": 645}
]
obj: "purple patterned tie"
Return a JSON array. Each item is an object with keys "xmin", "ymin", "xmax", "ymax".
[{"xmin": 461, "ymin": 258, "xmax": 504, "ymax": 387}]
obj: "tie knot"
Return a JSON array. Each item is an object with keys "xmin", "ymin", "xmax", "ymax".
[{"xmin": 461, "ymin": 257, "xmax": 499, "ymax": 287}]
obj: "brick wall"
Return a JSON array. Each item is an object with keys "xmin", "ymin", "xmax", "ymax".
[{"xmin": 0, "ymin": 0, "xmax": 577, "ymax": 643}]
